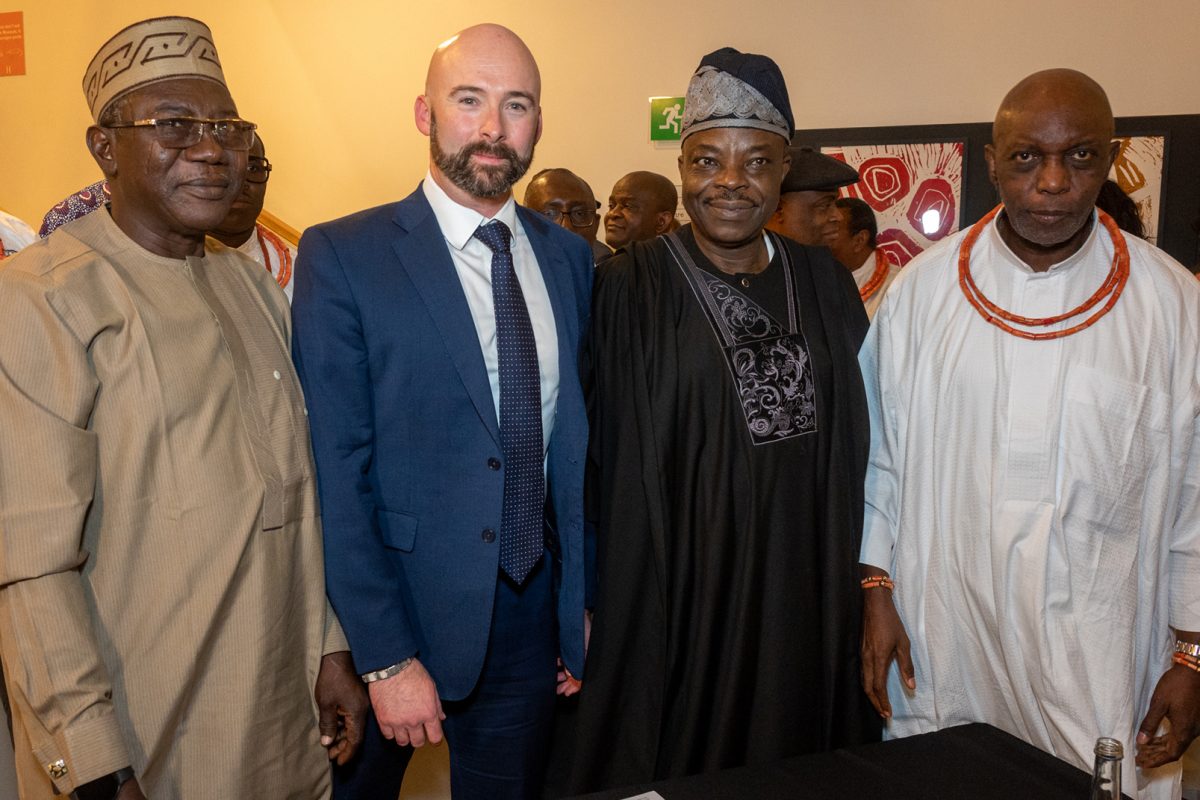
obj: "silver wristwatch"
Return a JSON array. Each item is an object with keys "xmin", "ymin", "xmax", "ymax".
[
  {"xmin": 361, "ymin": 657, "xmax": 415, "ymax": 683},
  {"xmin": 1175, "ymin": 640, "xmax": 1200, "ymax": 658}
]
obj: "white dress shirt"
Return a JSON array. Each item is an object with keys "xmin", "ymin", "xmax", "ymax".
[{"xmin": 422, "ymin": 173, "xmax": 559, "ymax": 453}]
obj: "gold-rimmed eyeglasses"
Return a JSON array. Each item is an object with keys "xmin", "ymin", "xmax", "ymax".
[{"xmin": 105, "ymin": 117, "xmax": 258, "ymax": 151}]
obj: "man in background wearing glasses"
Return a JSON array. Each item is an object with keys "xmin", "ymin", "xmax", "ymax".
[
  {"xmin": 0, "ymin": 17, "xmax": 363, "ymax": 799},
  {"xmin": 523, "ymin": 168, "xmax": 612, "ymax": 264},
  {"xmin": 211, "ymin": 134, "xmax": 300, "ymax": 301}
]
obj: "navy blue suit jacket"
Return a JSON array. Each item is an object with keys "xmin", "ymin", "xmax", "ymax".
[{"xmin": 292, "ymin": 185, "xmax": 592, "ymax": 700}]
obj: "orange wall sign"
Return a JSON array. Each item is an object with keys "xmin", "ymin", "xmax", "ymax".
[{"xmin": 0, "ymin": 12, "xmax": 25, "ymax": 77}]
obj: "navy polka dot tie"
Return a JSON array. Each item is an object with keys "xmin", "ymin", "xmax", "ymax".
[{"xmin": 474, "ymin": 220, "xmax": 545, "ymax": 583}]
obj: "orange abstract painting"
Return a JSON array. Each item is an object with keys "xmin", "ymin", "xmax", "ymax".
[{"xmin": 1111, "ymin": 135, "xmax": 1165, "ymax": 244}]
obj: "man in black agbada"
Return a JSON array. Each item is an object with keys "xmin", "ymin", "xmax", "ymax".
[{"xmin": 548, "ymin": 47, "xmax": 878, "ymax": 795}]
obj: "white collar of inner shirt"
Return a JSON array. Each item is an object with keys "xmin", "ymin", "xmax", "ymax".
[{"xmin": 422, "ymin": 170, "xmax": 520, "ymax": 252}]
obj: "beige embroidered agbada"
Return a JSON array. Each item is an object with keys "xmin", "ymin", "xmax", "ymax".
[{"xmin": 0, "ymin": 209, "xmax": 345, "ymax": 799}]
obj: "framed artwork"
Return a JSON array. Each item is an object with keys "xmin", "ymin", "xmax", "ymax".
[
  {"xmin": 823, "ymin": 142, "xmax": 964, "ymax": 266},
  {"xmin": 1111, "ymin": 135, "xmax": 1165, "ymax": 244},
  {"xmin": 793, "ymin": 121, "xmax": 992, "ymax": 267},
  {"xmin": 794, "ymin": 115, "xmax": 1200, "ymax": 269},
  {"xmin": 1106, "ymin": 115, "xmax": 1200, "ymax": 266}
]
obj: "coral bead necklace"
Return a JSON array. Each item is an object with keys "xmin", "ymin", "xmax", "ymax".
[
  {"xmin": 859, "ymin": 249, "xmax": 891, "ymax": 301},
  {"xmin": 957, "ymin": 205, "xmax": 1128, "ymax": 340}
]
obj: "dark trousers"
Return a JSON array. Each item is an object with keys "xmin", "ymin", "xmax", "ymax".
[{"xmin": 332, "ymin": 556, "xmax": 557, "ymax": 800}]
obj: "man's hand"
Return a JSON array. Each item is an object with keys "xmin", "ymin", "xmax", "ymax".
[
  {"xmin": 315, "ymin": 650, "xmax": 369, "ymax": 765},
  {"xmin": 367, "ymin": 658, "xmax": 445, "ymax": 747},
  {"xmin": 1136, "ymin": 651, "xmax": 1200, "ymax": 768},
  {"xmin": 859, "ymin": 565, "xmax": 915, "ymax": 719},
  {"xmin": 556, "ymin": 610, "xmax": 592, "ymax": 697},
  {"xmin": 116, "ymin": 778, "xmax": 147, "ymax": 799}
]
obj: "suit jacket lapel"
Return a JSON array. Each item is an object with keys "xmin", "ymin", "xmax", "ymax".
[{"xmin": 392, "ymin": 191, "xmax": 502, "ymax": 448}]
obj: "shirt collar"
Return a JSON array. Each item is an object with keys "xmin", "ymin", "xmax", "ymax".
[
  {"xmin": 235, "ymin": 234, "xmax": 259, "ymax": 257},
  {"xmin": 94, "ymin": 205, "xmax": 206, "ymax": 269},
  {"xmin": 422, "ymin": 170, "xmax": 520, "ymax": 251},
  {"xmin": 988, "ymin": 209, "xmax": 1101, "ymax": 276},
  {"xmin": 852, "ymin": 250, "xmax": 875, "ymax": 278}
]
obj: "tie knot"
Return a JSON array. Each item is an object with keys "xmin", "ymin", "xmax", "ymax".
[{"xmin": 474, "ymin": 220, "xmax": 513, "ymax": 254}]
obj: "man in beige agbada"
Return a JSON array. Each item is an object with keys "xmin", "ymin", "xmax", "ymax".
[{"xmin": 0, "ymin": 17, "xmax": 365, "ymax": 799}]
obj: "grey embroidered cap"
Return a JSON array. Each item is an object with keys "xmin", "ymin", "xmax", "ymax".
[{"xmin": 680, "ymin": 47, "xmax": 794, "ymax": 143}]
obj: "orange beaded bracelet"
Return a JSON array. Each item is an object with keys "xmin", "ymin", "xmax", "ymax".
[
  {"xmin": 1172, "ymin": 652, "xmax": 1200, "ymax": 674},
  {"xmin": 860, "ymin": 576, "xmax": 895, "ymax": 591}
]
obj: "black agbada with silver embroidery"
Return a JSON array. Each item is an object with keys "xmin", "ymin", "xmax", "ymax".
[{"xmin": 548, "ymin": 226, "xmax": 878, "ymax": 794}]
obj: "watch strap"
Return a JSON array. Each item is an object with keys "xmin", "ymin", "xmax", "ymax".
[
  {"xmin": 1175, "ymin": 640, "xmax": 1200, "ymax": 658},
  {"xmin": 361, "ymin": 657, "xmax": 414, "ymax": 683}
]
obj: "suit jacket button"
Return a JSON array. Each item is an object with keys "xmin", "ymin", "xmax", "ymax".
[
  {"xmin": 481, "ymin": 528, "xmax": 496, "ymax": 543},
  {"xmin": 488, "ymin": 457, "xmax": 501, "ymax": 470}
]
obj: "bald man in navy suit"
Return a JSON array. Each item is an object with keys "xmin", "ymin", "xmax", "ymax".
[{"xmin": 291, "ymin": 23, "xmax": 592, "ymax": 800}]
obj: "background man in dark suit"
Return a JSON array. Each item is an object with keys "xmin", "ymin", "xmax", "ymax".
[{"xmin": 291, "ymin": 22, "xmax": 592, "ymax": 800}]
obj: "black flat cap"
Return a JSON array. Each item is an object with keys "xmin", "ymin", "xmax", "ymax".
[{"xmin": 781, "ymin": 146, "xmax": 860, "ymax": 193}]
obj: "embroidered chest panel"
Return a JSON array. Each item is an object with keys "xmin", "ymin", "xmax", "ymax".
[{"xmin": 666, "ymin": 233, "xmax": 818, "ymax": 445}]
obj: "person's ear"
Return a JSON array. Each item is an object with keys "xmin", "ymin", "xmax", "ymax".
[
  {"xmin": 414, "ymin": 95, "xmax": 433, "ymax": 136},
  {"xmin": 1105, "ymin": 139, "xmax": 1121, "ymax": 172},
  {"xmin": 87, "ymin": 125, "xmax": 119, "ymax": 179},
  {"xmin": 654, "ymin": 211, "xmax": 673, "ymax": 235}
]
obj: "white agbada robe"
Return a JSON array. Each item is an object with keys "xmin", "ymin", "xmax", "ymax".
[
  {"xmin": 0, "ymin": 210, "xmax": 37, "ymax": 257},
  {"xmin": 860, "ymin": 212, "xmax": 1200, "ymax": 800},
  {"xmin": 852, "ymin": 250, "xmax": 900, "ymax": 321},
  {"xmin": 235, "ymin": 223, "xmax": 298, "ymax": 302}
]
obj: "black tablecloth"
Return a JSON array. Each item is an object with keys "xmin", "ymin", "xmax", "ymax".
[{"xmin": 564, "ymin": 723, "xmax": 1132, "ymax": 799}]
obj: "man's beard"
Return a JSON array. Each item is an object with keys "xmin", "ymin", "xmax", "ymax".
[{"xmin": 431, "ymin": 118, "xmax": 534, "ymax": 199}]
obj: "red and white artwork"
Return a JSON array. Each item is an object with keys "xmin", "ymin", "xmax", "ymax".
[{"xmin": 822, "ymin": 142, "xmax": 964, "ymax": 267}]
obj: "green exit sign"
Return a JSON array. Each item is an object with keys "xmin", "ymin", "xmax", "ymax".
[{"xmin": 650, "ymin": 96, "xmax": 685, "ymax": 141}]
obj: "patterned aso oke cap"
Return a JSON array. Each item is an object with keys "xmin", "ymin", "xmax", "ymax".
[
  {"xmin": 680, "ymin": 47, "xmax": 794, "ymax": 144},
  {"xmin": 83, "ymin": 16, "xmax": 227, "ymax": 122}
]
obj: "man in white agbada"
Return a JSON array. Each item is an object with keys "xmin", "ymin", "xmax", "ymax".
[
  {"xmin": 209, "ymin": 134, "xmax": 298, "ymax": 301},
  {"xmin": 858, "ymin": 68, "xmax": 1200, "ymax": 800},
  {"xmin": 0, "ymin": 209, "xmax": 37, "ymax": 258},
  {"xmin": 826, "ymin": 196, "xmax": 899, "ymax": 321}
]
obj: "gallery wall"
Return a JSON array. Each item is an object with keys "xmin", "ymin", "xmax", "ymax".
[{"xmin": 1, "ymin": 0, "xmax": 1198, "ymax": 237}]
